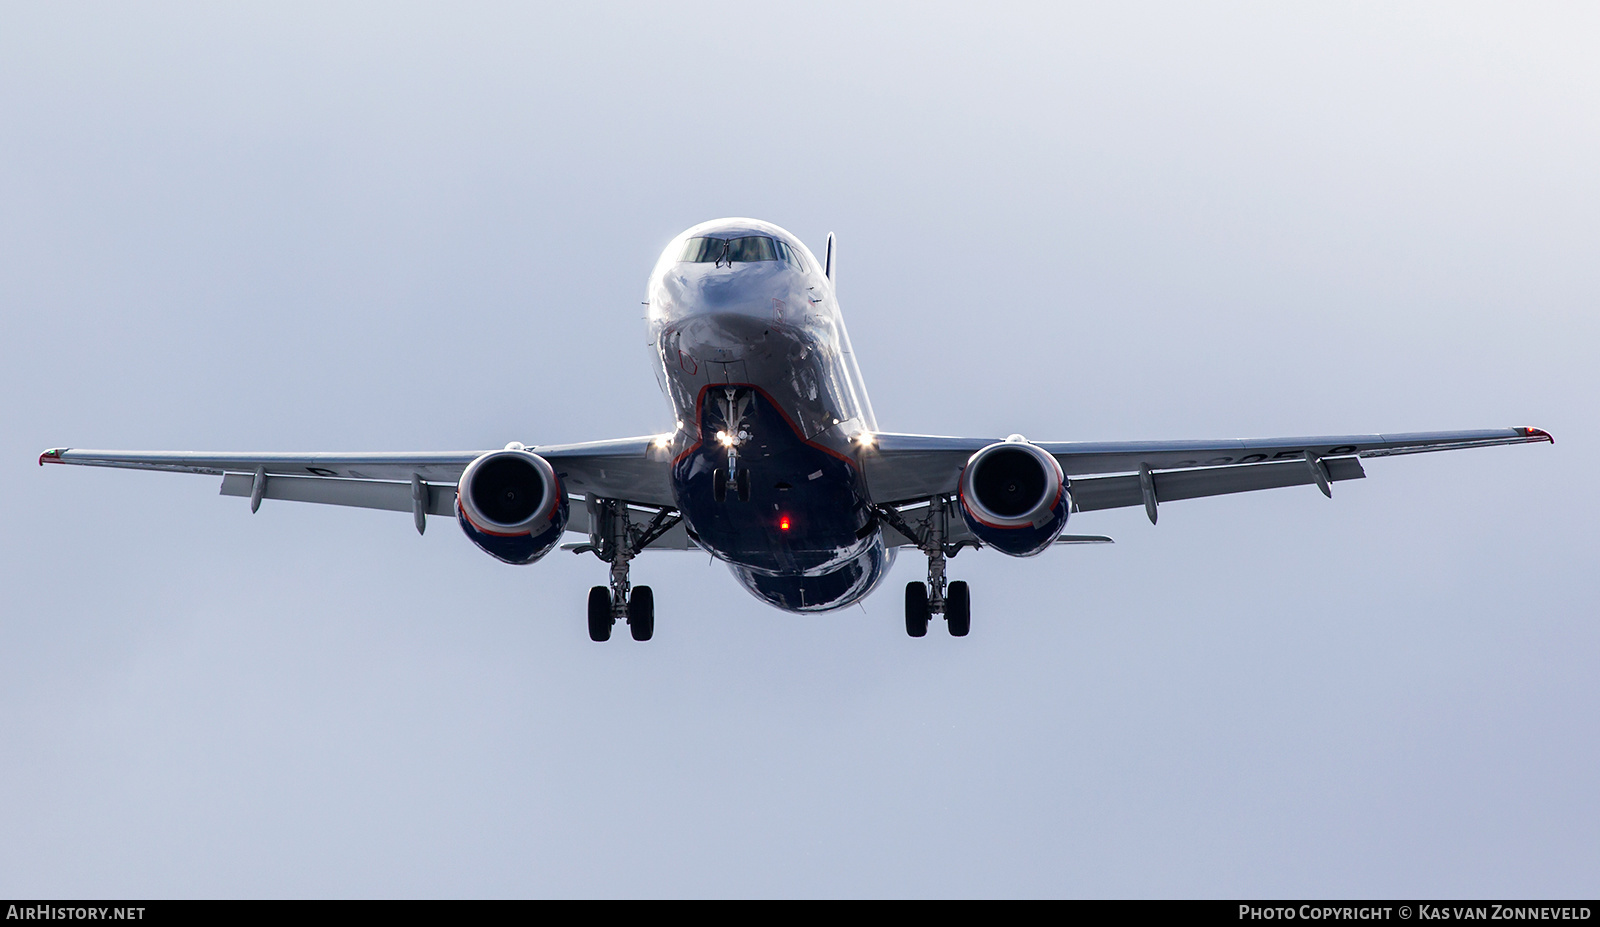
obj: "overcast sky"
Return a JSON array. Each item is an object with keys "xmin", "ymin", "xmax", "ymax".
[{"xmin": 1, "ymin": 3, "xmax": 1595, "ymax": 898}]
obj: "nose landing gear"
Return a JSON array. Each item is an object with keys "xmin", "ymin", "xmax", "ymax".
[
  {"xmin": 713, "ymin": 387, "xmax": 753, "ymax": 503},
  {"xmin": 713, "ymin": 465, "xmax": 751, "ymax": 503}
]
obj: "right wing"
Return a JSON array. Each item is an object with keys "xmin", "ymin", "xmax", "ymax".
[{"xmin": 862, "ymin": 427, "xmax": 1553, "ymax": 510}]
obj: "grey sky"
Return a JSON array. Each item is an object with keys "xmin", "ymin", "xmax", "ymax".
[{"xmin": 1, "ymin": 3, "xmax": 1595, "ymax": 897}]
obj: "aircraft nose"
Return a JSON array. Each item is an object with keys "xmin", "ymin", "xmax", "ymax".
[
  {"xmin": 655, "ymin": 260, "xmax": 806, "ymax": 324},
  {"xmin": 672, "ymin": 312, "xmax": 780, "ymax": 364}
]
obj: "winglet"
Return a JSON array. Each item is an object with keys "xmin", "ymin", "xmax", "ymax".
[
  {"xmin": 39, "ymin": 448, "xmax": 66, "ymax": 466},
  {"xmin": 1522, "ymin": 427, "xmax": 1554, "ymax": 444}
]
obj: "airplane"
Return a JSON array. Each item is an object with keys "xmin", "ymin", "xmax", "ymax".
[{"xmin": 39, "ymin": 218, "xmax": 1553, "ymax": 642}]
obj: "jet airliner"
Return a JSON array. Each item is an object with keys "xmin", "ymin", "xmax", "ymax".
[{"xmin": 40, "ymin": 218, "xmax": 1553, "ymax": 641}]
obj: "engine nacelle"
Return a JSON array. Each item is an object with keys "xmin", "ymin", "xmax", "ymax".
[
  {"xmin": 958, "ymin": 437, "xmax": 1069, "ymax": 557},
  {"xmin": 455, "ymin": 447, "xmax": 568, "ymax": 564}
]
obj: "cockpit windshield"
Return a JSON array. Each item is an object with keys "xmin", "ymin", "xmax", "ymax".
[{"xmin": 679, "ymin": 236, "xmax": 807, "ymax": 271}]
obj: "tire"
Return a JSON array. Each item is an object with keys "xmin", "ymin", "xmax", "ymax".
[
  {"xmin": 587, "ymin": 586, "xmax": 612, "ymax": 642},
  {"xmin": 628, "ymin": 585, "xmax": 655, "ymax": 641},
  {"xmin": 736, "ymin": 467, "xmax": 751, "ymax": 502},
  {"xmin": 904, "ymin": 581, "xmax": 929, "ymax": 638},
  {"xmin": 713, "ymin": 468, "xmax": 727, "ymax": 503},
  {"xmin": 946, "ymin": 581, "xmax": 971, "ymax": 637}
]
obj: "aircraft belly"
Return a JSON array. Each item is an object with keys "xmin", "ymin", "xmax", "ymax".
[
  {"xmin": 728, "ymin": 543, "xmax": 895, "ymax": 613},
  {"xmin": 670, "ymin": 384, "xmax": 876, "ymax": 577}
]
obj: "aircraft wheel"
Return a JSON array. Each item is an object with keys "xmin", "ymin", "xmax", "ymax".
[
  {"xmin": 629, "ymin": 585, "xmax": 655, "ymax": 641},
  {"xmin": 904, "ymin": 581, "xmax": 929, "ymax": 637},
  {"xmin": 946, "ymin": 581, "xmax": 971, "ymax": 637},
  {"xmin": 587, "ymin": 586, "xmax": 613, "ymax": 642},
  {"xmin": 713, "ymin": 468, "xmax": 728, "ymax": 503},
  {"xmin": 736, "ymin": 467, "xmax": 751, "ymax": 502}
]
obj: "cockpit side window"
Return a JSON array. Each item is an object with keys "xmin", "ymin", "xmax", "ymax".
[{"xmin": 775, "ymin": 240, "xmax": 807, "ymax": 273}]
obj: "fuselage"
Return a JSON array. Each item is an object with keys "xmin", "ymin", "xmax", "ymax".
[{"xmin": 646, "ymin": 218, "xmax": 895, "ymax": 612}]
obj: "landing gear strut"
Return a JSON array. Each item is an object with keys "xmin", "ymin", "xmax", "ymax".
[
  {"xmin": 713, "ymin": 388, "xmax": 752, "ymax": 503},
  {"xmin": 880, "ymin": 496, "xmax": 972, "ymax": 638}
]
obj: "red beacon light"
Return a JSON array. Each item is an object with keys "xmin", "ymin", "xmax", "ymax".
[{"xmin": 779, "ymin": 515, "xmax": 791, "ymax": 531}]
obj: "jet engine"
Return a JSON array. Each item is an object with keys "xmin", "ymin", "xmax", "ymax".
[
  {"xmin": 957, "ymin": 437, "xmax": 1069, "ymax": 557},
  {"xmin": 455, "ymin": 447, "xmax": 568, "ymax": 564}
]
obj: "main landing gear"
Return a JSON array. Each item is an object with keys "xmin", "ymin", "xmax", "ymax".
[
  {"xmin": 587, "ymin": 583, "xmax": 653, "ymax": 642},
  {"xmin": 903, "ymin": 579, "xmax": 970, "ymax": 638},
  {"xmin": 582, "ymin": 498, "xmax": 680, "ymax": 642},
  {"xmin": 879, "ymin": 497, "xmax": 973, "ymax": 638}
]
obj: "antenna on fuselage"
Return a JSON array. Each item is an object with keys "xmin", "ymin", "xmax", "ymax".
[{"xmin": 824, "ymin": 232, "xmax": 835, "ymax": 283}]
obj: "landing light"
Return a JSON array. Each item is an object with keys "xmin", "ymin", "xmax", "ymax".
[
  {"xmin": 652, "ymin": 434, "xmax": 672, "ymax": 450},
  {"xmin": 717, "ymin": 430, "xmax": 735, "ymax": 447},
  {"xmin": 854, "ymin": 432, "xmax": 876, "ymax": 448}
]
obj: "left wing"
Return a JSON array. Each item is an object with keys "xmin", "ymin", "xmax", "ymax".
[
  {"xmin": 36, "ymin": 448, "xmax": 483, "ymax": 482},
  {"xmin": 863, "ymin": 427, "xmax": 1553, "ymax": 510},
  {"xmin": 38, "ymin": 437, "xmax": 676, "ymax": 526}
]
